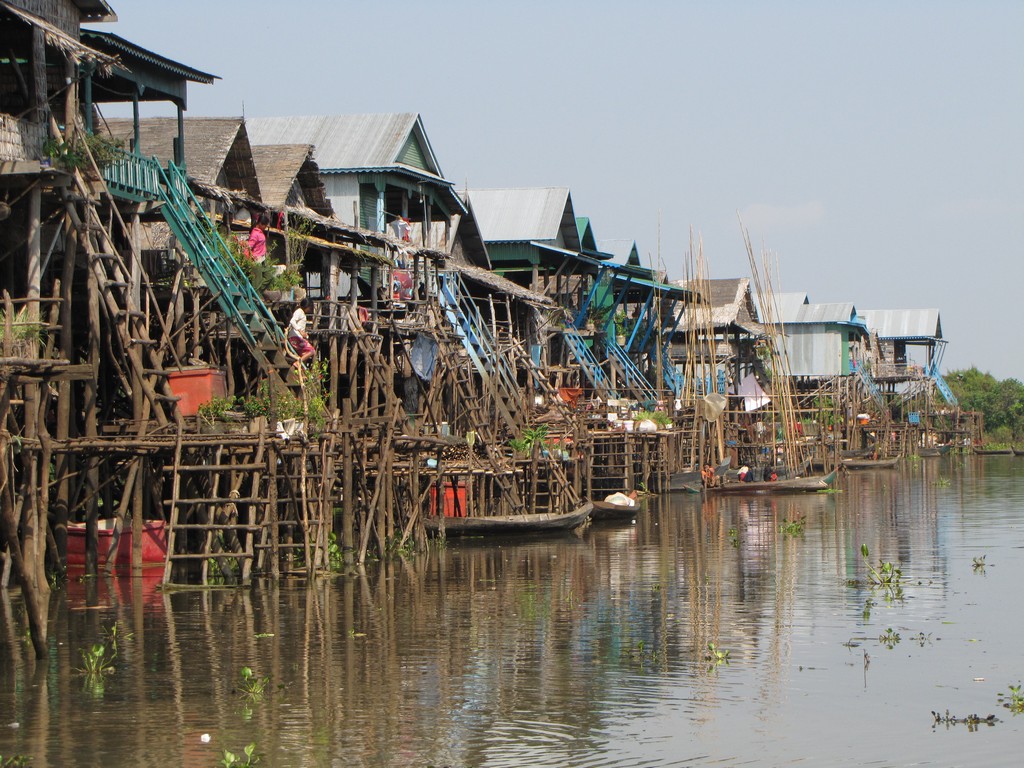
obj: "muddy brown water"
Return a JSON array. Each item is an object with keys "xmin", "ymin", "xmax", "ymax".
[{"xmin": 2, "ymin": 456, "xmax": 1023, "ymax": 766}]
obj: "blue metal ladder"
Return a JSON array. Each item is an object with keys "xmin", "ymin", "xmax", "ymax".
[
  {"xmin": 928, "ymin": 364, "xmax": 959, "ymax": 406},
  {"xmin": 438, "ymin": 272, "xmax": 524, "ymax": 432},
  {"xmin": 855, "ymin": 364, "xmax": 886, "ymax": 410},
  {"xmin": 606, "ymin": 337, "xmax": 659, "ymax": 407},
  {"xmin": 561, "ymin": 326, "xmax": 618, "ymax": 400}
]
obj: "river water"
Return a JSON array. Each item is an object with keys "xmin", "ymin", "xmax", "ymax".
[{"xmin": 2, "ymin": 456, "xmax": 1023, "ymax": 767}]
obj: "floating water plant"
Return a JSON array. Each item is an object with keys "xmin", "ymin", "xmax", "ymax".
[
  {"xmin": 932, "ymin": 710, "xmax": 998, "ymax": 731},
  {"xmin": 705, "ymin": 643, "xmax": 730, "ymax": 666},
  {"xmin": 878, "ymin": 628, "xmax": 901, "ymax": 649},
  {"xmin": 861, "ymin": 544, "xmax": 904, "ymax": 600},
  {"xmin": 78, "ymin": 642, "xmax": 115, "ymax": 676},
  {"xmin": 972, "ymin": 555, "xmax": 987, "ymax": 572},
  {"xmin": 780, "ymin": 516, "xmax": 805, "ymax": 536},
  {"xmin": 1, "ymin": 755, "xmax": 32, "ymax": 767},
  {"xmin": 998, "ymin": 684, "xmax": 1024, "ymax": 714},
  {"xmin": 219, "ymin": 743, "xmax": 261, "ymax": 767},
  {"xmin": 237, "ymin": 667, "xmax": 269, "ymax": 702},
  {"xmin": 728, "ymin": 527, "xmax": 740, "ymax": 548}
]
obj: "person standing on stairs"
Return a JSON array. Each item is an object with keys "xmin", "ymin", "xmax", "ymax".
[{"xmin": 287, "ymin": 297, "xmax": 315, "ymax": 369}]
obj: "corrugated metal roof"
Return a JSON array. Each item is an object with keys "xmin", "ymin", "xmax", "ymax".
[
  {"xmin": 790, "ymin": 302, "xmax": 859, "ymax": 325},
  {"xmin": 861, "ymin": 309, "xmax": 942, "ymax": 340},
  {"xmin": 468, "ymin": 187, "xmax": 573, "ymax": 243},
  {"xmin": 768, "ymin": 292, "xmax": 809, "ymax": 323},
  {"xmin": 598, "ymin": 239, "xmax": 639, "ymax": 263},
  {"xmin": 80, "ymin": 30, "xmax": 217, "ymax": 82},
  {"xmin": 246, "ymin": 114, "xmax": 439, "ymax": 176}
]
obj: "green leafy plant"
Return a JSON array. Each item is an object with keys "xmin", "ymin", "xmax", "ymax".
[
  {"xmin": 728, "ymin": 527, "xmax": 740, "ymax": 548},
  {"xmin": 878, "ymin": 628, "xmax": 901, "ymax": 649},
  {"xmin": 197, "ymin": 395, "xmax": 238, "ymax": 423},
  {"xmin": 705, "ymin": 643, "xmax": 731, "ymax": 667},
  {"xmin": 613, "ymin": 310, "xmax": 627, "ymax": 338},
  {"xmin": 285, "ymin": 216, "xmax": 316, "ymax": 265},
  {"xmin": 219, "ymin": 743, "xmax": 261, "ymax": 767},
  {"xmin": 78, "ymin": 642, "xmax": 115, "ymax": 676},
  {"xmin": 998, "ymin": 684, "xmax": 1024, "ymax": 714},
  {"xmin": 237, "ymin": 666, "xmax": 269, "ymax": 702},
  {"xmin": 972, "ymin": 555, "xmax": 987, "ymax": 571},
  {"xmin": 780, "ymin": 515, "xmax": 805, "ymax": 536},
  {"xmin": 0, "ymin": 755, "xmax": 32, "ymax": 767},
  {"xmin": 508, "ymin": 424, "xmax": 551, "ymax": 457},
  {"xmin": 635, "ymin": 410, "xmax": 673, "ymax": 427},
  {"xmin": 861, "ymin": 544, "xmax": 904, "ymax": 600},
  {"xmin": 241, "ymin": 362, "xmax": 327, "ymax": 434}
]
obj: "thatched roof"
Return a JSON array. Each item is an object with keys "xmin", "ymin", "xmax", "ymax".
[
  {"xmin": 449, "ymin": 262, "xmax": 553, "ymax": 307},
  {"xmin": 0, "ymin": 1, "xmax": 118, "ymax": 74},
  {"xmin": 250, "ymin": 144, "xmax": 332, "ymax": 216},
  {"xmin": 675, "ymin": 277, "xmax": 764, "ymax": 335},
  {"xmin": 103, "ymin": 117, "xmax": 260, "ymax": 199}
]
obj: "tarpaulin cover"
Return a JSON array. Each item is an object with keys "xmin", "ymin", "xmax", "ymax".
[
  {"xmin": 735, "ymin": 373, "xmax": 771, "ymax": 412},
  {"xmin": 410, "ymin": 334, "xmax": 438, "ymax": 381}
]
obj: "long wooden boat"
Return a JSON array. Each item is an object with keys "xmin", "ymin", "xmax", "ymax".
[
  {"xmin": 708, "ymin": 469, "xmax": 839, "ymax": 495},
  {"xmin": 974, "ymin": 447, "xmax": 1013, "ymax": 456},
  {"xmin": 918, "ymin": 445, "xmax": 951, "ymax": 457},
  {"xmin": 841, "ymin": 448, "xmax": 875, "ymax": 459},
  {"xmin": 842, "ymin": 457, "xmax": 901, "ymax": 470},
  {"xmin": 669, "ymin": 458, "xmax": 730, "ymax": 493},
  {"xmin": 67, "ymin": 519, "xmax": 168, "ymax": 570},
  {"xmin": 590, "ymin": 499, "xmax": 640, "ymax": 521},
  {"xmin": 423, "ymin": 502, "xmax": 593, "ymax": 536}
]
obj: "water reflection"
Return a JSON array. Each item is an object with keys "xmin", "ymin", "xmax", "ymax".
[{"xmin": 2, "ymin": 457, "xmax": 1023, "ymax": 766}]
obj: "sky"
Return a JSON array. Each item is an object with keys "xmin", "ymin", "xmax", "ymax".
[{"xmin": 100, "ymin": 1, "xmax": 1024, "ymax": 381}]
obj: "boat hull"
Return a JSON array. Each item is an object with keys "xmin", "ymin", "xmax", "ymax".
[
  {"xmin": 67, "ymin": 519, "xmax": 168, "ymax": 570},
  {"xmin": 423, "ymin": 502, "xmax": 593, "ymax": 536},
  {"xmin": 709, "ymin": 470, "xmax": 838, "ymax": 495},
  {"xmin": 590, "ymin": 500, "xmax": 639, "ymax": 521},
  {"xmin": 842, "ymin": 457, "xmax": 900, "ymax": 470}
]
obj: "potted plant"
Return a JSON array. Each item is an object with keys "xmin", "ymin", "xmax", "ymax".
[{"xmin": 613, "ymin": 311, "xmax": 627, "ymax": 345}]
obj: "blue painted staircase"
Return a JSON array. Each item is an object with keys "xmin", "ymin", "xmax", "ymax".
[
  {"xmin": 438, "ymin": 272, "xmax": 524, "ymax": 432},
  {"xmin": 561, "ymin": 326, "xmax": 618, "ymax": 401},
  {"xmin": 855, "ymin": 364, "xmax": 886, "ymax": 411},
  {"xmin": 606, "ymin": 338, "xmax": 658, "ymax": 407},
  {"xmin": 928, "ymin": 364, "xmax": 958, "ymax": 406}
]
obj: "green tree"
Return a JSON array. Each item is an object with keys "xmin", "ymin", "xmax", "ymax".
[{"xmin": 947, "ymin": 367, "xmax": 1024, "ymax": 441}]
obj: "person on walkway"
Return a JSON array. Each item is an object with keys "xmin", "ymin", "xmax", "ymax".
[
  {"xmin": 287, "ymin": 297, "xmax": 315, "ymax": 368},
  {"xmin": 247, "ymin": 214, "xmax": 267, "ymax": 262}
]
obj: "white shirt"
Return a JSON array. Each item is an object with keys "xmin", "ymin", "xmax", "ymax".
[{"xmin": 288, "ymin": 308, "xmax": 307, "ymax": 339}]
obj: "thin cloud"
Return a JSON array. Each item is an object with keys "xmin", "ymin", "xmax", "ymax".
[
  {"xmin": 931, "ymin": 198, "xmax": 1024, "ymax": 222},
  {"xmin": 739, "ymin": 201, "xmax": 826, "ymax": 233}
]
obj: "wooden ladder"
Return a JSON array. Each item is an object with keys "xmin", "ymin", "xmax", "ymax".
[{"xmin": 163, "ymin": 430, "xmax": 268, "ymax": 584}]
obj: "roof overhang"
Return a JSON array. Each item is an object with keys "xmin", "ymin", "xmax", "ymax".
[
  {"xmin": 0, "ymin": 1, "xmax": 118, "ymax": 73},
  {"xmin": 73, "ymin": 0, "xmax": 116, "ymax": 22}
]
